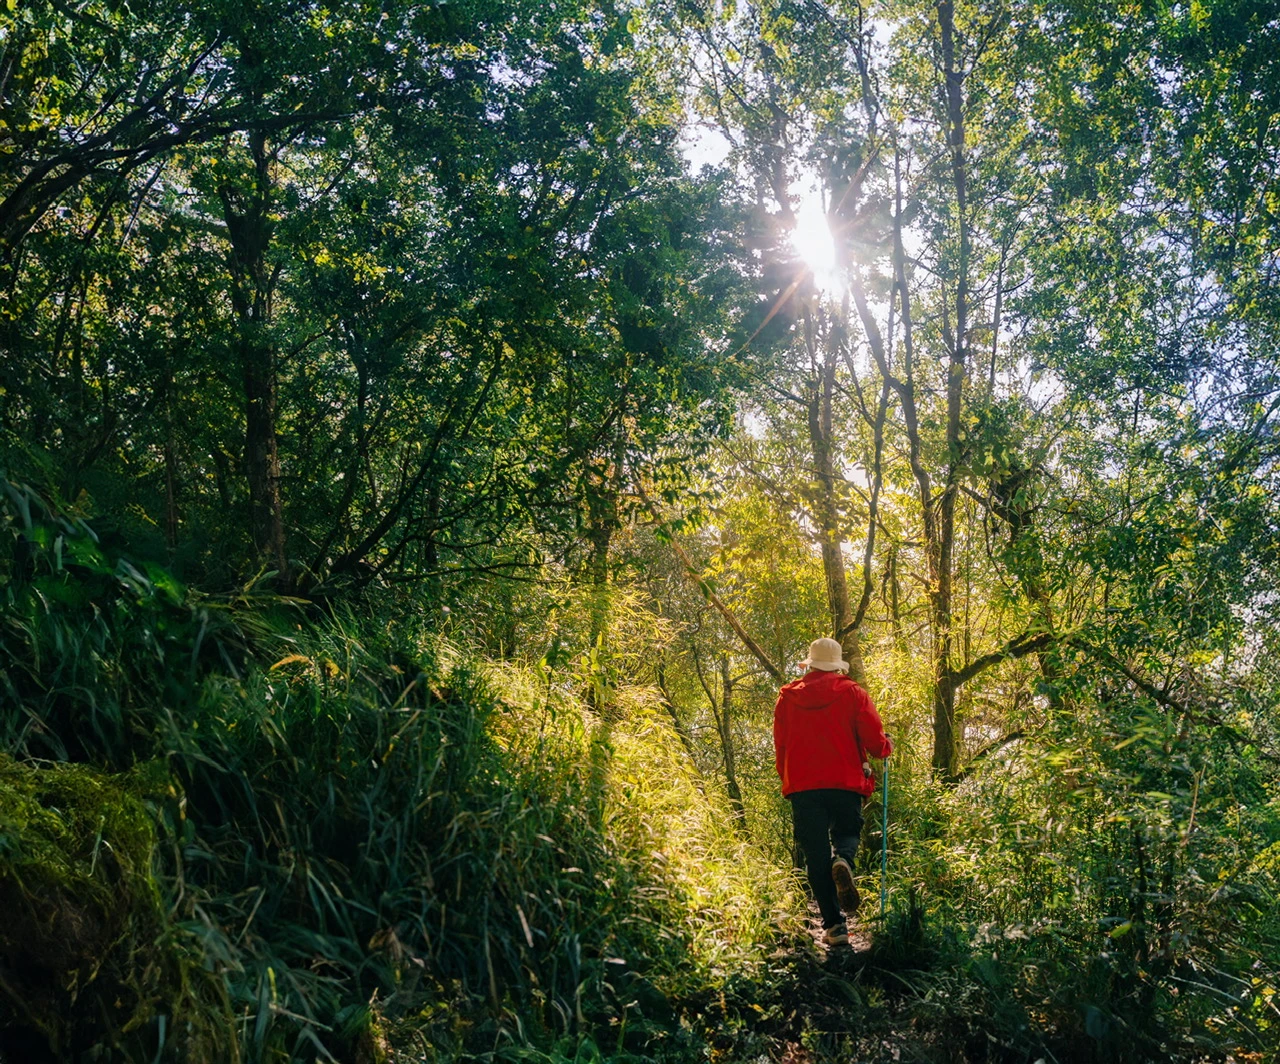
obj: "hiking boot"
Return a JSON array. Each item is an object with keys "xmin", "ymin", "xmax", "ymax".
[
  {"xmin": 823, "ymin": 923, "xmax": 850, "ymax": 946},
  {"xmin": 831, "ymin": 856, "xmax": 861, "ymax": 916}
]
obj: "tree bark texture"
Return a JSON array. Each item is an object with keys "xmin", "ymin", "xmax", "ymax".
[{"xmin": 932, "ymin": 0, "xmax": 970, "ymax": 780}]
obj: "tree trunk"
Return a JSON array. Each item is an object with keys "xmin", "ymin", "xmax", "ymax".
[
  {"xmin": 691, "ymin": 643, "xmax": 749, "ymax": 832},
  {"xmin": 243, "ymin": 349, "xmax": 287, "ymax": 576},
  {"xmin": 584, "ymin": 462, "xmax": 617, "ymax": 649},
  {"xmin": 718, "ymin": 655, "xmax": 748, "ymax": 830},
  {"xmin": 582, "ymin": 448, "xmax": 621, "ymax": 708},
  {"xmin": 804, "ymin": 309, "xmax": 866, "ymax": 684},
  {"xmin": 220, "ymin": 127, "xmax": 288, "ymax": 581},
  {"xmin": 887, "ymin": 542, "xmax": 907, "ymax": 654},
  {"xmin": 163, "ymin": 369, "xmax": 180, "ymax": 552},
  {"xmin": 656, "ymin": 655, "xmax": 702, "ymax": 771},
  {"xmin": 164, "ymin": 434, "xmax": 179, "ymax": 552},
  {"xmin": 932, "ymin": 459, "xmax": 959, "ymax": 778},
  {"xmin": 932, "ymin": 0, "xmax": 970, "ymax": 780},
  {"xmin": 587, "ymin": 518, "xmax": 613, "ymax": 643}
]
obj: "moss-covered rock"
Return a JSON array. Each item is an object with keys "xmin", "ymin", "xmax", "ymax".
[{"xmin": 0, "ymin": 755, "xmax": 231, "ymax": 1061}]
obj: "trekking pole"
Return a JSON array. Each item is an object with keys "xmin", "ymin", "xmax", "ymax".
[{"xmin": 880, "ymin": 757, "xmax": 889, "ymax": 919}]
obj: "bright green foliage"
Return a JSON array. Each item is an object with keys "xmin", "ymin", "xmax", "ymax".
[
  {"xmin": 879, "ymin": 705, "xmax": 1280, "ymax": 1057},
  {"xmin": 0, "ymin": 0, "xmax": 752, "ymax": 590},
  {"xmin": 171, "ymin": 633, "xmax": 792, "ymax": 1060},
  {"xmin": 4, "ymin": 0, "xmax": 1280, "ymax": 1058}
]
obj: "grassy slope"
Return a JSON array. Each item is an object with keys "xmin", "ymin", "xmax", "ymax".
[{"xmin": 0, "ymin": 479, "xmax": 811, "ymax": 1061}]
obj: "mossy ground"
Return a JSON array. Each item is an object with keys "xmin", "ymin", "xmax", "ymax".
[{"xmin": 0, "ymin": 756, "xmax": 233, "ymax": 1062}]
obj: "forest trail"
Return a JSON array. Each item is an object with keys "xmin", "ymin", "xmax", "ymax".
[
  {"xmin": 664, "ymin": 899, "xmax": 948, "ymax": 1064},
  {"xmin": 4, "ymin": 0, "xmax": 1280, "ymax": 1053},
  {"xmin": 801, "ymin": 902, "xmax": 877, "ymax": 955},
  {"xmin": 696, "ymin": 903, "xmax": 947, "ymax": 1064}
]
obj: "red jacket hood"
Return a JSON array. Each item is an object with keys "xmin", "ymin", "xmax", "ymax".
[{"xmin": 779, "ymin": 669, "xmax": 854, "ymax": 709}]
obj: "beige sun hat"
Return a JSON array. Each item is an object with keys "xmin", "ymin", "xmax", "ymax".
[{"xmin": 801, "ymin": 637, "xmax": 848, "ymax": 672}]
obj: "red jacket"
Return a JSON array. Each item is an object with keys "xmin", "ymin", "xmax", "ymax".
[{"xmin": 773, "ymin": 670, "xmax": 892, "ymax": 797}]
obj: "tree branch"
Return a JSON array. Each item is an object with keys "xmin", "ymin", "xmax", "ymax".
[
  {"xmin": 639, "ymin": 485, "xmax": 785, "ymax": 683},
  {"xmin": 1070, "ymin": 639, "xmax": 1280, "ymax": 766},
  {"xmin": 954, "ymin": 730, "xmax": 1026, "ymax": 782},
  {"xmin": 949, "ymin": 630, "xmax": 1053, "ymax": 687}
]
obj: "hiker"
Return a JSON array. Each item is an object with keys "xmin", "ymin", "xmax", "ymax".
[{"xmin": 774, "ymin": 637, "xmax": 892, "ymax": 946}]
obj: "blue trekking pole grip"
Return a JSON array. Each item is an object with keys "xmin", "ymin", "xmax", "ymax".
[{"xmin": 880, "ymin": 757, "xmax": 889, "ymax": 918}]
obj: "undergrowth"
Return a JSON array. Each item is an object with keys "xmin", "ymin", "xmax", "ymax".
[
  {"xmin": 0, "ymin": 477, "xmax": 801, "ymax": 1062},
  {"xmin": 864, "ymin": 716, "xmax": 1280, "ymax": 1061},
  {"xmin": 4, "ymin": 475, "xmax": 1279, "ymax": 1063}
]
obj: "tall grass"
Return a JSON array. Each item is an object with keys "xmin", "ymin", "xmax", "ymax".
[
  {"xmin": 0, "ymin": 478, "xmax": 798, "ymax": 1062},
  {"xmin": 10, "ymin": 472, "xmax": 1275, "ymax": 1062}
]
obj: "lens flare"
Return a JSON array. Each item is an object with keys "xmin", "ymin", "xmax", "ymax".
[{"xmin": 790, "ymin": 195, "xmax": 842, "ymax": 295}]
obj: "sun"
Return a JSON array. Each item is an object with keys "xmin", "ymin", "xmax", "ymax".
[{"xmin": 790, "ymin": 193, "xmax": 842, "ymax": 296}]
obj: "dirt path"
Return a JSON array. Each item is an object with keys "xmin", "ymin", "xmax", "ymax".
[
  {"xmin": 800, "ymin": 898, "xmax": 876, "ymax": 954},
  {"xmin": 682, "ymin": 901, "xmax": 956, "ymax": 1064}
]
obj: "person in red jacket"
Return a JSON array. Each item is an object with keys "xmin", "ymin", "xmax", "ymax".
[{"xmin": 774, "ymin": 637, "xmax": 892, "ymax": 946}]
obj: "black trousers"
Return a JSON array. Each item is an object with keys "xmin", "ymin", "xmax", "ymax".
[{"xmin": 789, "ymin": 788, "xmax": 864, "ymax": 928}]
